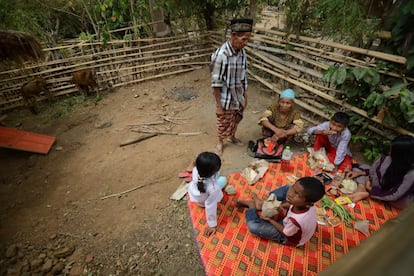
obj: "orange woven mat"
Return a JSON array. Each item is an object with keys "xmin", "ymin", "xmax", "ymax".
[{"xmin": 187, "ymin": 153, "xmax": 400, "ymax": 275}]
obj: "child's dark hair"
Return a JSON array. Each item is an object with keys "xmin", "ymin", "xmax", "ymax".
[
  {"xmin": 196, "ymin": 152, "xmax": 221, "ymax": 193},
  {"xmin": 332, "ymin": 112, "xmax": 350, "ymax": 126},
  {"xmin": 298, "ymin": 177, "xmax": 325, "ymax": 203}
]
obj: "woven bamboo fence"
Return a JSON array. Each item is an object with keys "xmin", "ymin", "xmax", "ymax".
[
  {"xmin": 209, "ymin": 27, "xmax": 413, "ymax": 138},
  {"xmin": 0, "ymin": 31, "xmax": 211, "ymax": 111},
  {"xmin": 1, "ymin": 23, "xmax": 412, "ymax": 138}
]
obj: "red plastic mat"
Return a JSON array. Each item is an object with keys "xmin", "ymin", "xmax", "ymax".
[
  {"xmin": 187, "ymin": 153, "xmax": 400, "ymax": 275},
  {"xmin": 0, "ymin": 126, "xmax": 56, "ymax": 154}
]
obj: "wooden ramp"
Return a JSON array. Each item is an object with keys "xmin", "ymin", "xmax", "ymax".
[{"xmin": 0, "ymin": 126, "xmax": 56, "ymax": 154}]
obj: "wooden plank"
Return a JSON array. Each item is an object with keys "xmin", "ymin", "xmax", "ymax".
[
  {"xmin": 170, "ymin": 181, "xmax": 189, "ymax": 200},
  {"xmin": 0, "ymin": 126, "xmax": 56, "ymax": 154}
]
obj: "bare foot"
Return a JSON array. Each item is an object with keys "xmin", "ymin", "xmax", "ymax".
[
  {"xmin": 227, "ymin": 137, "xmax": 244, "ymax": 146},
  {"xmin": 236, "ymin": 199, "xmax": 255, "ymax": 209},
  {"xmin": 348, "ymin": 191, "xmax": 370, "ymax": 203},
  {"xmin": 215, "ymin": 143, "xmax": 223, "ymax": 155},
  {"xmin": 251, "ymin": 193, "xmax": 263, "ymax": 210}
]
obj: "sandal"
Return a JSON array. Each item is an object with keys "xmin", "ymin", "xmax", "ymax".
[{"xmin": 178, "ymin": 171, "xmax": 192, "ymax": 178}]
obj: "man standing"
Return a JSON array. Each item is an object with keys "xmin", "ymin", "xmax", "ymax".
[{"xmin": 211, "ymin": 18, "xmax": 253, "ymax": 155}]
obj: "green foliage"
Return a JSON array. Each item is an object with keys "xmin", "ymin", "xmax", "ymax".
[
  {"xmin": 284, "ymin": 0, "xmax": 379, "ymax": 44},
  {"xmin": 79, "ymin": 32, "xmax": 95, "ymax": 42},
  {"xmin": 384, "ymin": 0, "xmax": 414, "ymax": 72},
  {"xmin": 314, "ymin": 0, "xmax": 378, "ymax": 44},
  {"xmin": 350, "ymin": 116, "xmax": 387, "ymax": 161},
  {"xmin": 322, "ymin": 64, "xmax": 413, "ymax": 160}
]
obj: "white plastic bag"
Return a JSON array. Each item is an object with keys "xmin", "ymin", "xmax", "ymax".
[
  {"xmin": 307, "ymin": 147, "xmax": 335, "ymax": 171},
  {"xmin": 241, "ymin": 159, "xmax": 269, "ymax": 185}
]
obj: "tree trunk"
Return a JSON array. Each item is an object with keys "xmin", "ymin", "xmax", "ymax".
[
  {"xmin": 203, "ymin": 2, "xmax": 216, "ymax": 30},
  {"xmin": 149, "ymin": 0, "xmax": 170, "ymax": 37}
]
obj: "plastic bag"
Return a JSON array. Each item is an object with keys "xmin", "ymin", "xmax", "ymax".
[
  {"xmin": 307, "ymin": 147, "xmax": 335, "ymax": 171},
  {"xmin": 241, "ymin": 159, "xmax": 269, "ymax": 185},
  {"xmin": 354, "ymin": 220, "xmax": 370, "ymax": 236},
  {"xmin": 261, "ymin": 194, "xmax": 282, "ymax": 218}
]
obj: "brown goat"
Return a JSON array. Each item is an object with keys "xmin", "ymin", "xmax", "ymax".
[
  {"xmin": 72, "ymin": 69, "xmax": 99, "ymax": 98},
  {"xmin": 21, "ymin": 77, "xmax": 53, "ymax": 114}
]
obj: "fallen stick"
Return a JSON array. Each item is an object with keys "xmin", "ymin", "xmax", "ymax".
[
  {"xmin": 127, "ymin": 121, "xmax": 164, "ymax": 126},
  {"xmin": 119, "ymin": 133, "xmax": 157, "ymax": 147},
  {"xmin": 101, "ymin": 176, "xmax": 169, "ymax": 200},
  {"xmin": 131, "ymin": 129, "xmax": 203, "ymax": 136}
]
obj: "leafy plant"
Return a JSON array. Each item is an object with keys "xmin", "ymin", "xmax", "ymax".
[{"xmin": 322, "ymin": 64, "xmax": 413, "ymax": 160}]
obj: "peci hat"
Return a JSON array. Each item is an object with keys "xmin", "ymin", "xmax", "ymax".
[
  {"xmin": 230, "ymin": 18, "xmax": 253, "ymax": 33},
  {"xmin": 280, "ymin": 89, "xmax": 295, "ymax": 99}
]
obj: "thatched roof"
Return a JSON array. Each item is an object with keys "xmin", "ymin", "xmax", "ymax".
[{"xmin": 0, "ymin": 30, "xmax": 43, "ymax": 62}]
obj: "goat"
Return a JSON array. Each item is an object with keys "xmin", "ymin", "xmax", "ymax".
[
  {"xmin": 21, "ymin": 77, "xmax": 53, "ymax": 114},
  {"xmin": 72, "ymin": 68, "xmax": 99, "ymax": 98}
]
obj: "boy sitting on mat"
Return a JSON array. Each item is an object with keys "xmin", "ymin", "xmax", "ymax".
[
  {"xmin": 307, "ymin": 112, "xmax": 353, "ymax": 172},
  {"xmin": 236, "ymin": 177, "xmax": 325, "ymax": 247}
]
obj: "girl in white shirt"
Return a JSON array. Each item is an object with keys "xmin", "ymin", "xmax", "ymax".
[{"xmin": 188, "ymin": 152, "xmax": 223, "ymax": 237}]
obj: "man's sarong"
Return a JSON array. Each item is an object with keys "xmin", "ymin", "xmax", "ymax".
[{"xmin": 216, "ymin": 110, "xmax": 243, "ymax": 140}]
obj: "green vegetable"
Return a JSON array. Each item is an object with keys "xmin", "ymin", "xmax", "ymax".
[{"xmin": 320, "ymin": 195, "xmax": 355, "ymax": 226}]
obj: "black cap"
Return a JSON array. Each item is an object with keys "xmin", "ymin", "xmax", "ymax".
[{"xmin": 230, "ymin": 18, "xmax": 253, "ymax": 32}]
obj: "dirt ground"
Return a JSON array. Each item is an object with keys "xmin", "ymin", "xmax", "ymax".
[
  {"xmin": 0, "ymin": 66, "xmax": 365, "ymax": 275},
  {"xmin": 0, "ymin": 67, "xmax": 301, "ymax": 275}
]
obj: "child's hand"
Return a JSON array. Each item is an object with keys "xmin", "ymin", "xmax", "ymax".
[
  {"xmin": 323, "ymin": 129, "xmax": 337, "ymax": 135},
  {"xmin": 346, "ymin": 171, "xmax": 355, "ymax": 179},
  {"xmin": 280, "ymin": 201, "xmax": 291, "ymax": 210},
  {"xmin": 365, "ymin": 177, "xmax": 372, "ymax": 192},
  {"xmin": 346, "ymin": 171, "xmax": 364, "ymax": 179},
  {"xmin": 204, "ymin": 226, "xmax": 216, "ymax": 237}
]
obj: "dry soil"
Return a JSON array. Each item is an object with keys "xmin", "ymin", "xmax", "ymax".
[{"xmin": 0, "ymin": 67, "xmax": 338, "ymax": 275}]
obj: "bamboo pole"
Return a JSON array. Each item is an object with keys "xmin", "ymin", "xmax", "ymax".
[
  {"xmin": 254, "ymin": 27, "xmax": 407, "ymax": 64},
  {"xmin": 249, "ymin": 70, "xmax": 393, "ymax": 138},
  {"xmin": 250, "ymin": 63, "xmax": 413, "ymax": 136},
  {"xmin": 111, "ymin": 66, "xmax": 203, "ymax": 88},
  {"xmin": 245, "ymin": 46, "xmax": 301, "ymax": 78},
  {"xmin": 249, "ymin": 33, "xmax": 411, "ymax": 81}
]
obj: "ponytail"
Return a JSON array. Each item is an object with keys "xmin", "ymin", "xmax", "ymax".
[{"xmin": 197, "ymin": 175, "xmax": 206, "ymax": 193}]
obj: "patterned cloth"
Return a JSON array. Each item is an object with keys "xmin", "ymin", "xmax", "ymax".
[
  {"xmin": 216, "ymin": 110, "xmax": 243, "ymax": 140},
  {"xmin": 187, "ymin": 153, "xmax": 400, "ymax": 275}
]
